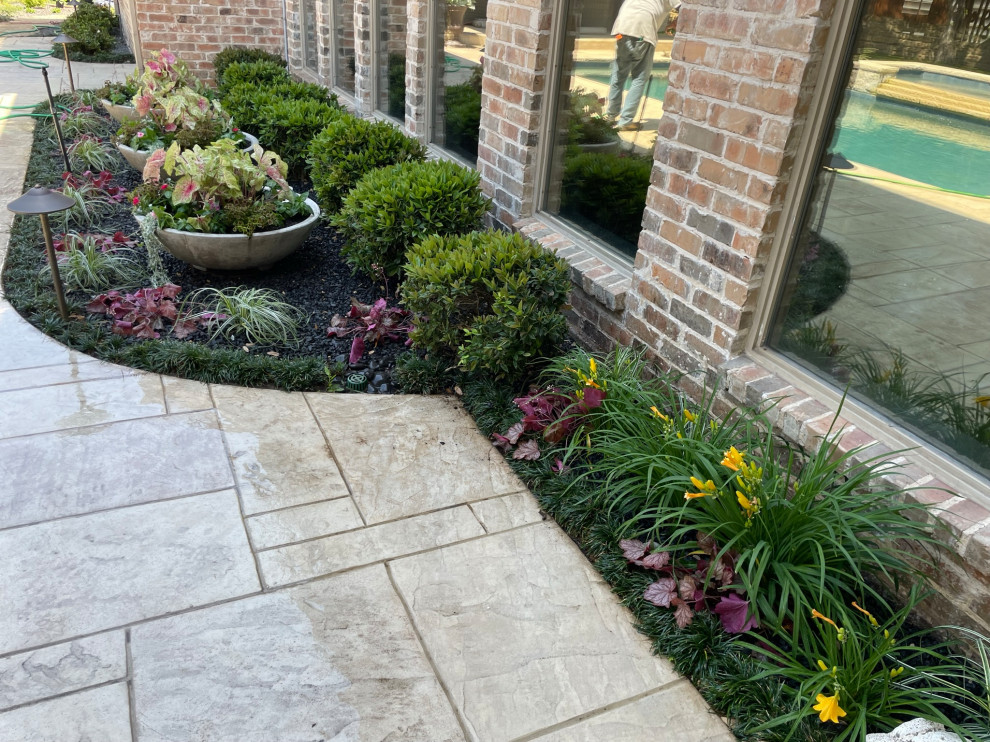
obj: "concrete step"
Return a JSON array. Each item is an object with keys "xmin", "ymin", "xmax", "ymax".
[{"xmin": 875, "ymin": 78, "xmax": 990, "ymax": 123}]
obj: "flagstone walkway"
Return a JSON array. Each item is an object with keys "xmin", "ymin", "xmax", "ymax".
[{"xmin": 0, "ymin": 32, "xmax": 732, "ymax": 742}]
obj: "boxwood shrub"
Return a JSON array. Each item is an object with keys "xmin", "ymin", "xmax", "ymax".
[
  {"xmin": 222, "ymin": 81, "xmax": 337, "ymax": 135},
  {"xmin": 217, "ymin": 60, "xmax": 290, "ymax": 97},
  {"xmin": 60, "ymin": 1, "xmax": 116, "ymax": 54},
  {"xmin": 402, "ymin": 230, "xmax": 570, "ymax": 379},
  {"xmin": 332, "ymin": 160, "xmax": 490, "ymax": 278},
  {"xmin": 254, "ymin": 98, "xmax": 343, "ymax": 177},
  {"xmin": 213, "ymin": 47, "xmax": 286, "ymax": 82},
  {"xmin": 307, "ymin": 115, "xmax": 427, "ymax": 214},
  {"xmin": 561, "ymin": 151, "xmax": 652, "ymax": 246}
]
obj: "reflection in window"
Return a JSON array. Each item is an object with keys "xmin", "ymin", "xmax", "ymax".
[
  {"xmin": 301, "ymin": 0, "xmax": 318, "ymax": 73},
  {"xmin": 333, "ymin": 0, "xmax": 356, "ymax": 94},
  {"xmin": 432, "ymin": 0, "xmax": 485, "ymax": 163},
  {"xmin": 376, "ymin": 0, "xmax": 407, "ymax": 120},
  {"xmin": 543, "ymin": 0, "xmax": 676, "ymax": 259},
  {"xmin": 770, "ymin": 1, "xmax": 990, "ymax": 476}
]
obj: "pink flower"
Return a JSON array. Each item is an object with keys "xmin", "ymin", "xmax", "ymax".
[
  {"xmin": 136, "ymin": 131, "xmax": 145, "ymax": 138},
  {"xmin": 232, "ymin": 127, "xmax": 239, "ymax": 133},
  {"xmin": 132, "ymin": 196, "xmax": 140, "ymax": 205},
  {"xmin": 160, "ymin": 183, "xmax": 168, "ymax": 190}
]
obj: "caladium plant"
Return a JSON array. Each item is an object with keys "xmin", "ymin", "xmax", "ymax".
[
  {"xmin": 620, "ymin": 533, "xmax": 757, "ymax": 634},
  {"xmin": 326, "ymin": 297, "xmax": 413, "ymax": 364},
  {"xmin": 86, "ymin": 284, "xmax": 203, "ymax": 339}
]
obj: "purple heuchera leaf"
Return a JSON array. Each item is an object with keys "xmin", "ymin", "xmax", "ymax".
[
  {"xmin": 643, "ymin": 578, "xmax": 676, "ymax": 608},
  {"xmin": 678, "ymin": 575, "xmax": 697, "ymax": 602},
  {"xmin": 713, "ymin": 594, "xmax": 759, "ymax": 634},
  {"xmin": 491, "ymin": 433, "xmax": 513, "ymax": 453},
  {"xmin": 551, "ymin": 457, "xmax": 570, "ymax": 475},
  {"xmin": 349, "ymin": 336, "xmax": 365, "ymax": 365},
  {"xmin": 640, "ymin": 551, "xmax": 670, "ymax": 570},
  {"xmin": 619, "ymin": 539, "xmax": 650, "ymax": 565},
  {"xmin": 505, "ymin": 421, "xmax": 525, "ymax": 445},
  {"xmin": 674, "ymin": 601, "xmax": 694, "ymax": 629},
  {"xmin": 512, "ymin": 439, "xmax": 540, "ymax": 460}
]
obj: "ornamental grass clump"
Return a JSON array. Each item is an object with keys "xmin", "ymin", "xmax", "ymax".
[
  {"xmin": 185, "ymin": 287, "xmax": 304, "ymax": 346},
  {"xmin": 334, "ymin": 160, "xmax": 489, "ymax": 277},
  {"xmin": 402, "ymin": 230, "xmax": 570, "ymax": 379},
  {"xmin": 307, "ymin": 115, "xmax": 427, "ymax": 213},
  {"xmin": 48, "ymin": 232, "xmax": 146, "ymax": 292},
  {"xmin": 132, "ymin": 139, "xmax": 309, "ymax": 235}
]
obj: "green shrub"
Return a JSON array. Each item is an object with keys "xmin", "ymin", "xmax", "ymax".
[
  {"xmin": 60, "ymin": 1, "xmax": 116, "ymax": 54},
  {"xmin": 213, "ymin": 47, "xmax": 286, "ymax": 82},
  {"xmin": 393, "ymin": 352, "xmax": 461, "ymax": 394},
  {"xmin": 402, "ymin": 230, "xmax": 570, "ymax": 378},
  {"xmin": 217, "ymin": 60, "xmax": 290, "ymax": 97},
  {"xmin": 221, "ymin": 81, "xmax": 326, "ymax": 135},
  {"xmin": 307, "ymin": 115, "xmax": 427, "ymax": 214},
  {"xmin": 333, "ymin": 160, "xmax": 489, "ymax": 277},
  {"xmin": 255, "ymin": 98, "xmax": 342, "ymax": 177},
  {"xmin": 388, "ymin": 52, "xmax": 406, "ymax": 119},
  {"xmin": 561, "ymin": 151, "xmax": 652, "ymax": 246},
  {"xmin": 443, "ymin": 67, "xmax": 482, "ymax": 160}
]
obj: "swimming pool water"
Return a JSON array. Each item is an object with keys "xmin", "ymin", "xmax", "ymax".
[
  {"xmin": 572, "ymin": 61, "xmax": 670, "ymax": 102},
  {"xmin": 832, "ymin": 90, "xmax": 990, "ymax": 197}
]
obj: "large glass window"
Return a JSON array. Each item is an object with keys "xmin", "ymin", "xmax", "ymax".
[
  {"xmin": 301, "ymin": 0, "xmax": 318, "ymax": 73},
  {"xmin": 543, "ymin": 0, "xmax": 677, "ymax": 259},
  {"xmin": 376, "ymin": 0, "xmax": 407, "ymax": 121},
  {"xmin": 333, "ymin": 0, "xmax": 356, "ymax": 94},
  {"xmin": 769, "ymin": 0, "xmax": 990, "ymax": 476},
  {"xmin": 431, "ymin": 0, "xmax": 486, "ymax": 163}
]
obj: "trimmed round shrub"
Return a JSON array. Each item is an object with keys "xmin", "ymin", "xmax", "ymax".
[
  {"xmin": 255, "ymin": 98, "xmax": 343, "ymax": 176},
  {"xmin": 60, "ymin": 1, "xmax": 116, "ymax": 54},
  {"xmin": 222, "ymin": 81, "xmax": 337, "ymax": 135},
  {"xmin": 213, "ymin": 47, "xmax": 286, "ymax": 81},
  {"xmin": 218, "ymin": 60, "xmax": 290, "ymax": 97},
  {"xmin": 561, "ymin": 151, "xmax": 652, "ymax": 247},
  {"xmin": 332, "ymin": 160, "xmax": 490, "ymax": 278},
  {"xmin": 402, "ymin": 230, "xmax": 570, "ymax": 379},
  {"xmin": 307, "ymin": 115, "xmax": 427, "ymax": 214}
]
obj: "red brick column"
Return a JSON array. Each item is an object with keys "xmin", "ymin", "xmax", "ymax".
[
  {"xmin": 404, "ymin": 0, "xmax": 430, "ymax": 137},
  {"xmin": 353, "ymin": 0, "xmax": 375, "ymax": 114},
  {"xmin": 477, "ymin": 0, "xmax": 553, "ymax": 228},
  {"xmin": 626, "ymin": 0, "xmax": 834, "ymax": 375}
]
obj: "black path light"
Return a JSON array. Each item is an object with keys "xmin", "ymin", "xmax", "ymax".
[
  {"xmin": 52, "ymin": 32, "xmax": 79, "ymax": 93},
  {"xmin": 7, "ymin": 186, "xmax": 77, "ymax": 321}
]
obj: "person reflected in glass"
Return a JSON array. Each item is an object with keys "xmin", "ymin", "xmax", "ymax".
[{"xmin": 607, "ymin": 0, "xmax": 678, "ymax": 131}]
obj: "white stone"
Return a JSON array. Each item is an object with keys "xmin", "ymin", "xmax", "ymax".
[
  {"xmin": 131, "ymin": 565, "xmax": 464, "ymax": 742},
  {"xmin": 246, "ymin": 497, "xmax": 364, "ymax": 550},
  {"xmin": 0, "ymin": 632, "xmax": 126, "ymax": 711},
  {"xmin": 0, "ymin": 490, "xmax": 260, "ymax": 654},
  {"xmin": 389, "ymin": 522, "xmax": 678, "ymax": 742},
  {"xmin": 257, "ymin": 505, "xmax": 484, "ymax": 587},
  {"xmin": 0, "ymin": 683, "xmax": 132, "ymax": 742},
  {"xmin": 470, "ymin": 492, "xmax": 544, "ymax": 533},
  {"xmin": 0, "ymin": 411, "xmax": 233, "ymax": 528}
]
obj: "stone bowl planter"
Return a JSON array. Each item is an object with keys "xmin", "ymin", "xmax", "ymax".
[
  {"xmin": 155, "ymin": 198, "xmax": 320, "ymax": 271},
  {"xmin": 117, "ymin": 133, "xmax": 260, "ymax": 174},
  {"xmin": 100, "ymin": 99, "xmax": 139, "ymax": 123}
]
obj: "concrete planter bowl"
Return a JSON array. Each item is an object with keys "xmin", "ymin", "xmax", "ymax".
[
  {"xmin": 155, "ymin": 198, "xmax": 320, "ymax": 271},
  {"xmin": 100, "ymin": 99, "xmax": 139, "ymax": 123},
  {"xmin": 117, "ymin": 133, "xmax": 260, "ymax": 174}
]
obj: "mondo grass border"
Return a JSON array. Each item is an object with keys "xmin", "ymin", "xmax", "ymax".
[{"xmin": 1, "ymin": 101, "xmax": 336, "ymax": 393}]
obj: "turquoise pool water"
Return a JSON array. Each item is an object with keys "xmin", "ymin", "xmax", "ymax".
[
  {"xmin": 832, "ymin": 90, "xmax": 990, "ymax": 197},
  {"xmin": 572, "ymin": 61, "xmax": 670, "ymax": 102}
]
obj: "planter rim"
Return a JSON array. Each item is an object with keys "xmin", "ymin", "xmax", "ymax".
[
  {"xmin": 117, "ymin": 131, "xmax": 258, "ymax": 157},
  {"xmin": 156, "ymin": 197, "xmax": 320, "ymax": 241}
]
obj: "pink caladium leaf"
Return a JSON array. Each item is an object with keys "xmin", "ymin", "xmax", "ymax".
[
  {"xmin": 504, "ymin": 421, "xmax": 525, "ymax": 445},
  {"xmin": 673, "ymin": 600, "xmax": 695, "ymax": 629},
  {"xmin": 643, "ymin": 578, "xmax": 677, "ymax": 608},
  {"xmin": 713, "ymin": 594, "xmax": 759, "ymax": 634},
  {"xmin": 512, "ymin": 439, "xmax": 540, "ymax": 461},
  {"xmin": 619, "ymin": 539, "xmax": 650, "ymax": 565},
  {"xmin": 640, "ymin": 551, "xmax": 671, "ymax": 570}
]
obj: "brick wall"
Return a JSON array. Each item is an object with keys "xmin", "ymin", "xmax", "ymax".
[{"xmin": 128, "ymin": 0, "xmax": 285, "ymax": 83}]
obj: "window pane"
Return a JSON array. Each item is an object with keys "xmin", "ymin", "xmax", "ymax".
[
  {"xmin": 334, "ymin": 0, "xmax": 356, "ymax": 94},
  {"xmin": 431, "ymin": 0, "xmax": 486, "ymax": 163},
  {"xmin": 543, "ymin": 0, "xmax": 676, "ymax": 260},
  {"xmin": 769, "ymin": 1, "xmax": 990, "ymax": 476},
  {"xmin": 302, "ymin": 0, "xmax": 318, "ymax": 72},
  {"xmin": 376, "ymin": 0, "xmax": 407, "ymax": 120}
]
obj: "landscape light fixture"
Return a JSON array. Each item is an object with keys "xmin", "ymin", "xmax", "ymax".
[
  {"xmin": 7, "ymin": 186, "xmax": 77, "ymax": 321},
  {"xmin": 52, "ymin": 33, "xmax": 79, "ymax": 93}
]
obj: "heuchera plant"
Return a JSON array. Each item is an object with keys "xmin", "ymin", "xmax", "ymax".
[
  {"xmin": 493, "ymin": 358, "xmax": 607, "ymax": 460},
  {"xmin": 134, "ymin": 140, "xmax": 308, "ymax": 234},
  {"xmin": 326, "ymin": 297, "xmax": 413, "ymax": 364},
  {"xmin": 620, "ymin": 533, "xmax": 757, "ymax": 634},
  {"xmin": 86, "ymin": 284, "xmax": 201, "ymax": 339}
]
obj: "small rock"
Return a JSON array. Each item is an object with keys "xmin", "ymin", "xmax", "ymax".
[
  {"xmin": 372, "ymin": 374, "xmax": 385, "ymax": 386},
  {"xmin": 865, "ymin": 718, "xmax": 963, "ymax": 742}
]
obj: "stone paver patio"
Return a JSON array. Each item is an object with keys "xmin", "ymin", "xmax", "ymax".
[{"xmin": 0, "ymin": 34, "xmax": 732, "ymax": 742}]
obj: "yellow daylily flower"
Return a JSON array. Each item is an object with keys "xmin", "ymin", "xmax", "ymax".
[
  {"xmin": 811, "ymin": 609, "xmax": 838, "ymax": 629},
  {"xmin": 817, "ymin": 660, "xmax": 829, "ymax": 672},
  {"xmin": 685, "ymin": 491, "xmax": 712, "ymax": 500},
  {"xmin": 588, "ymin": 358, "xmax": 597, "ymax": 377},
  {"xmin": 683, "ymin": 409, "xmax": 697, "ymax": 423},
  {"xmin": 890, "ymin": 667, "xmax": 904, "ymax": 678},
  {"xmin": 851, "ymin": 601, "xmax": 879, "ymax": 627},
  {"xmin": 813, "ymin": 693, "xmax": 847, "ymax": 724},
  {"xmin": 721, "ymin": 446, "xmax": 745, "ymax": 471},
  {"xmin": 650, "ymin": 406, "xmax": 670, "ymax": 423},
  {"xmin": 736, "ymin": 490, "xmax": 760, "ymax": 518},
  {"xmin": 685, "ymin": 477, "xmax": 718, "ymax": 500},
  {"xmin": 975, "ymin": 395, "xmax": 990, "ymax": 408}
]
